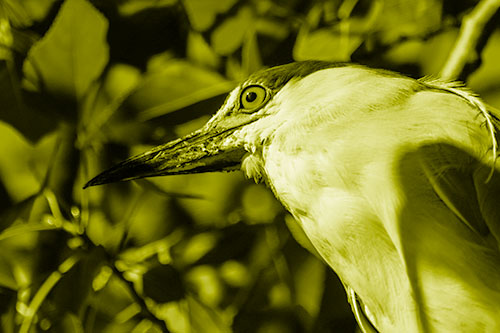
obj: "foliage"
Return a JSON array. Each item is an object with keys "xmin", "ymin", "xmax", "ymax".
[{"xmin": 0, "ymin": 0, "xmax": 499, "ymax": 332}]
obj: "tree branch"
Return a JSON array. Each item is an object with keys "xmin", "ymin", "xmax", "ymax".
[
  {"xmin": 79, "ymin": 233, "xmax": 171, "ymax": 332},
  {"xmin": 110, "ymin": 264, "xmax": 171, "ymax": 333},
  {"xmin": 440, "ymin": 0, "xmax": 500, "ymax": 81}
]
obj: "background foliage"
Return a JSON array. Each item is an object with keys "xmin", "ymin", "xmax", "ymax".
[{"xmin": 1, "ymin": 0, "xmax": 500, "ymax": 332}]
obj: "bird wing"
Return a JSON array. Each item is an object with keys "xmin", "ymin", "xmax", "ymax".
[
  {"xmin": 474, "ymin": 105, "xmax": 500, "ymax": 244},
  {"xmin": 418, "ymin": 143, "xmax": 490, "ymax": 237},
  {"xmin": 415, "ymin": 80, "xmax": 500, "ymax": 245},
  {"xmin": 418, "ymin": 105, "xmax": 500, "ymax": 246}
]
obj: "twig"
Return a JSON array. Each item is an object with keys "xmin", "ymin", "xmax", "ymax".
[
  {"xmin": 440, "ymin": 0, "xmax": 500, "ymax": 80},
  {"xmin": 20, "ymin": 255, "xmax": 82, "ymax": 333},
  {"xmin": 110, "ymin": 264, "xmax": 171, "ymax": 332},
  {"xmin": 78, "ymin": 232, "xmax": 171, "ymax": 332}
]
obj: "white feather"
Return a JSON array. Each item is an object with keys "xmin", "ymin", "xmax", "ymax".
[{"xmin": 237, "ymin": 66, "xmax": 500, "ymax": 332}]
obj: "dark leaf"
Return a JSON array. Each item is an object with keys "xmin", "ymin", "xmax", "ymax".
[
  {"xmin": 0, "ymin": 286, "xmax": 16, "ymax": 317},
  {"xmin": 0, "ymin": 193, "xmax": 39, "ymax": 234},
  {"xmin": 142, "ymin": 264, "xmax": 185, "ymax": 303},
  {"xmin": 49, "ymin": 246, "xmax": 106, "ymax": 317},
  {"xmin": 0, "ymin": 255, "xmax": 17, "ymax": 291},
  {"xmin": 0, "ymin": 62, "xmax": 56, "ymax": 142},
  {"xmin": 192, "ymin": 223, "xmax": 260, "ymax": 265},
  {"xmin": 50, "ymin": 312, "xmax": 84, "ymax": 333},
  {"xmin": 2, "ymin": 0, "xmax": 58, "ymax": 27}
]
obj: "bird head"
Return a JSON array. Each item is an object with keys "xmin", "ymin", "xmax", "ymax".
[{"xmin": 84, "ymin": 61, "xmax": 356, "ymax": 188}]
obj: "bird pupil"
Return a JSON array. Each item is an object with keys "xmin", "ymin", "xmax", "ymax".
[{"xmin": 246, "ymin": 92, "xmax": 257, "ymax": 102}]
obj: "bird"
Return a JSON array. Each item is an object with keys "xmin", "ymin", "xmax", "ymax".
[{"xmin": 85, "ymin": 61, "xmax": 500, "ymax": 332}]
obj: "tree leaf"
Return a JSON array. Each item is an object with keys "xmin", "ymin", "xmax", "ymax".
[
  {"xmin": 242, "ymin": 29, "xmax": 262, "ymax": 76},
  {"xmin": 183, "ymin": 0, "xmax": 237, "ymax": 32},
  {"xmin": 52, "ymin": 313, "xmax": 84, "ymax": 333},
  {"xmin": 127, "ymin": 60, "xmax": 234, "ymax": 121},
  {"xmin": 186, "ymin": 295, "xmax": 231, "ymax": 332},
  {"xmin": 22, "ymin": 0, "xmax": 109, "ymax": 102},
  {"xmin": 0, "ymin": 255, "xmax": 17, "ymax": 291},
  {"xmin": 0, "ymin": 121, "xmax": 40, "ymax": 202},
  {"xmin": 0, "ymin": 62, "xmax": 57, "ymax": 142},
  {"xmin": 118, "ymin": 0, "xmax": 177, "ymax": 17},
  {"xmin": 211, "ymin": 6, "xmax": 253, "ymax": 55},
  {"xmin": 0, "ymin": 193, "xmax": 39, "ymax": 234},
  {"xmin": 2, "ymin": 0, "xmax": 58, "ymax": 27},
  {"xmin": 294, "ymin": 28, "xmax": 363, "ymax": 62},
  {"xmin": 374, "ymin": 0, "xmax": 442, "ymax": 43},
  {"xmin": 0, "ymin": 286, "xmax": 16, "ymax": 317},
  {"xmin": 0, "ymin": 222, "xmax": 57, "ymax": 242},
  {"xmin": 49, "ymin": 247, "xmax": 106, "ymax": 318},
  {"xmin": 142, "ymin": 264, "xmax": 185, "ymax": 303}
]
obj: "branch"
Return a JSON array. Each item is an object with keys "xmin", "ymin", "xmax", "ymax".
[
  {"xmin": 110, "ymin": 264, "xmax": 171, "ymax": 333},
  {"xmin": 440, "ymin": 0, "xmax": 500, "ymax": 81},
  {"xmin": 79, "ymin": 233, "xmax": 171, "ymax": 332}
]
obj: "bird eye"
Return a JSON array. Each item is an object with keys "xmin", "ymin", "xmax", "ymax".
[{"xmin": 240, "ymin": 85, "xmax": 268, "ymax": 111}]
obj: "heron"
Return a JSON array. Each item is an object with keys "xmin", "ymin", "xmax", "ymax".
[{"xmin": 85, "ymin": 61, "xmax": 500, "ymax": 332}]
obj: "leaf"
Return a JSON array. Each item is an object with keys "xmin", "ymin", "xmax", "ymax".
[
  {"xmin": 0, "ymin": 286, "xmax": 16, "ymax": 316},
  {"xmin": 49, "ymin": 247, "xmax": 106, "ymax": 317},
  {"xmin": 187, "ymin": 31, "xmax": 220, "ymax": 68},
  {"xmin": 49, "ymin": 313, "xmax": 85, "ymax": 333},
  {"xmin": 135, "ymin": 179, "xmax": 204, "ymax": 199},
  {"xmin": 293, "ymin": 28, "xmax": 363, "ymax": 62},
  {"xmin": 242, "ymin": 29, "xmax": 262, "ymax": 76},
  {"xmin": 0, "ymin": 222, "xmax": 57, "ymax": 241},
  {"xmin": 0, "ymin": 255, "xmax": 17, "ymax": 290},
  {"xmin": 294, "ymin": 255, "xmax": 325, "ymax": 320},
  {"xmin": 0, "ymin": 121, "xmax": 40, "ymax": 202},
  {"xmin": 1, "ymin": 0, "xmax": 33, "ymax": 27},
  {"xmin": 142, "ymin": 264, "xmax": 185, "ymax": 303},
  {"xmin": 374, "ymin": 0, "xmax": 442, "ymax": 43},
  {"xmin": 118, "ymin": 0, "xmax": 177, "ymax": 16},
  {"xmin": 22, "ymin": 0, "xmax": 109, "ymax": 101},
  {"xmin": 211, "ymin": 6, "xmax": 254, "ymax": 55},
  {"xmin": 241, "ymin": 184, "xmax": 282, "ymax": 224},
  {"xmin": 468, "ymin": 30, "xmax": 500, "ymax": 94},
  {"xmin": 186, "ymin": 295, "xmax": 231, "ymax": 332},
  {"xmin": 0, "ymin": 193, "xmax": 38, "ymax": 233},
  {"xmin": 126, "ymin": 60, "xmax": 234, "ymax": 121},
  {"xmin": 183, "ymin": 0, "xmax": 237, "ymax": 31},
  {"xmin": 0, "ymin": 62, "xmax": 57, "ymax": 142},
  {"xmin": 2, "ymin": 0, "xmax": 58, "ymax": 27}
]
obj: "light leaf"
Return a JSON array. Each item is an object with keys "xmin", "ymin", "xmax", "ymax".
[
  {"xmin": 23, "ymin": 0, "xmax": 109, "ymax": 101},
  {"xmin": 127, "ymin": 60, "xmax": 234, "ymax": 121},
  {"xmin": 294, "ymin": 28, "xmax": 362, "ymax": 62},
  {"xmin": 183, "ymin": 0, "xmax": 237, "ymax": 31},
  {"xmin": 211, "ymin": 6, "xmax": 253, "ymax": 55}
]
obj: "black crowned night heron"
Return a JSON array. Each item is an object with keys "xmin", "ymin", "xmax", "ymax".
[{"xmin": 85, "ymin": 61, "xmax": 500, "ymax": 332}]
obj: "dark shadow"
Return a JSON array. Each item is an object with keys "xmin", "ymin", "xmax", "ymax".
[{"xmin": 396, "ymin": 142, "xmax": 500, "ymax": 331}]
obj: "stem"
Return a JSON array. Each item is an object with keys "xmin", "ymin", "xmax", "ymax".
[
  {"xmin": 110, "ymin": 264, "xmax": 171, "ymax": 332},
  {"xmin": 78, "ymin": 232, "xmax": 170, "ymax": 332},
  {"xmin": 440, "ymin": 0, "xmax": 500, "ymax": 80}
]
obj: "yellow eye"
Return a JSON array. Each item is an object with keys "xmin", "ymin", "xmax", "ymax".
[{"xmin": 240, "ymin": 85, "xmax": 268, "ymax": 111}]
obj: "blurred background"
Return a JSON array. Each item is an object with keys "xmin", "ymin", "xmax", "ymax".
[{"xmin": 1, "ymin": 0, "xmax": 500, "ymax": 332}]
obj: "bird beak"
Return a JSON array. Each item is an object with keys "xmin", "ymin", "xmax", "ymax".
[{"xmin": 83, "ymin": 124, "xmax": 248, "ymax": 188}]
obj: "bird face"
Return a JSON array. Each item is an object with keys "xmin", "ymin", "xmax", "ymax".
[{"xmin": 84, "ymin": 61, "xmax": 349, "ymax": 188}]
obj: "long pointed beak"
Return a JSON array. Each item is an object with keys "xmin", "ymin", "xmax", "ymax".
[{"xmin": 83, "ymin": 125, "xmax": 247, "ymax": 188}]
